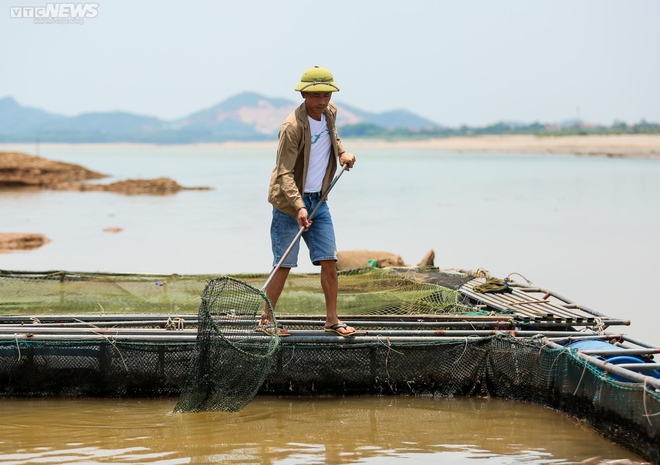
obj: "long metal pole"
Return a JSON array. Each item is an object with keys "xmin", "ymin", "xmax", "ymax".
[{"xmin": 3, "ymin": 329, "xmax": 612, "ymax": 342}]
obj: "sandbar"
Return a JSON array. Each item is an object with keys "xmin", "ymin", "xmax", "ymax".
[{"xmin": 1, "ymin": 134, "xmax": 658, "ymax": 158}]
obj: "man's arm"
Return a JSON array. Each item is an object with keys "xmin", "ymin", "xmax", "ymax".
[
  {"xmin": 331, "ymin": 107, "xmax": 355, "ymax": 171},
  {"xmin": 275, "ymin": 122, "xmax": 306, "ymax": 212},
  {"xmin": 339, "ymin": 151, "xmax": 356, "ymax": 170}
]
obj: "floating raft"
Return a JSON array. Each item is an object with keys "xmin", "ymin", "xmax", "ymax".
[{"xmin": 0, "ymin": 268, "xmax": 659, "ymax": 462}]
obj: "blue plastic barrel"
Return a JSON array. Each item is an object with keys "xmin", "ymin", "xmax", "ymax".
[
  {"xmin": 567, "ymin": 340, "xmax": 660, "ymax": 382},
  {"xmin": 568, "ymin": 340, "xmax": 620, "ymax": 352}
]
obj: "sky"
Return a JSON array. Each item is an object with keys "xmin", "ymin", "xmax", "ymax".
[{"xmin": 2, "ymin": 0, "xmax": 659, "ymax": 127}]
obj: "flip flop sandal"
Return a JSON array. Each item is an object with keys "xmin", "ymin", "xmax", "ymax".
[
  {"xmin": 324, "ymin": 323, "xmax": 356, "ymax": 337},
  {"xmin": 256, "ymin": 322, "xmax": 291, "ymax": 337}
]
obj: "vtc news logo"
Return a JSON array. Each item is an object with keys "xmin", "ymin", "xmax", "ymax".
[{"xmin": 10, "ymin": 3, "xmax": 99, "ymax": 24}]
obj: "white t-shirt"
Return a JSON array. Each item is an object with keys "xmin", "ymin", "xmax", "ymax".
[{"xmin": 305, "ymin": 114, "xmax": 331, "ymax": 193}]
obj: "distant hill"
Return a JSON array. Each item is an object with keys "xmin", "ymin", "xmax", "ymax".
[
  {"xmin": 4, "ymin": 95, "xmax": 656, "ymax": 143},
  {"xmin": 338, "ymin": 103, "xmax": 438, "ymax": 129},
  {"xmin": 0, "ymin": 96, "xmax": 65, "ymax": 133},
  {"xmin": 0, "ymin": 93, "xmax": 442, "ymax": 143}
]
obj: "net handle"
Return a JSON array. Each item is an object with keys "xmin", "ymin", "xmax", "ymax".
[{"xmin": 262, "ymin": 163, "xmax": 349, "ymax": 291}]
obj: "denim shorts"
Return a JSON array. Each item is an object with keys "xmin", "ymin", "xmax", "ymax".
[{"xmin": 271, "ymin": 192, "xmax": 337, "ymax": 267}]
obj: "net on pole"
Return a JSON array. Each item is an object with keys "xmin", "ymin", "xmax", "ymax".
[{"xmin": 173, "ymin": 276, "xmax": 280, "ymax": 413}]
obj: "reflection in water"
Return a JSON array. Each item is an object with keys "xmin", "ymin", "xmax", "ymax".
[{"xmin": 0, "ymin": 396, "xmax": 643, "ymax": 464}]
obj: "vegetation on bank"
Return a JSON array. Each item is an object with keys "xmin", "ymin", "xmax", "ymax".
[
  {"xmin": 339, "ymin": 120, "xmax": 660, "ymax": 139},
  {"xmin": 1, "ymin": 121, "xmax": 659, "ymax": 144}
]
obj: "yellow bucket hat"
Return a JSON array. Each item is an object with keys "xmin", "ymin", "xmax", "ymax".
[{"xmin": 294, "ymin": 66, "xmax": 340, "ymax": 93}]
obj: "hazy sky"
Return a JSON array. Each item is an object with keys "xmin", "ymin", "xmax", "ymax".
[{"xmin": 2, "ymin": 0, "xmax": 659, "ymax": 126}]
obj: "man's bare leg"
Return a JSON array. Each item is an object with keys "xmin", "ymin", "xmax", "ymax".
[
  {"xmin": 320, "ymin": 260, "xmax": 355, "ymax": 336},
  {"xmin": 260, "ymin": 266, "xmax": 291, "ymax": 335}
]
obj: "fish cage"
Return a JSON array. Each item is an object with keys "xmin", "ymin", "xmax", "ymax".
[{"xmin": 1, "ymin": 267, "xmax": 659, "ymax": 463}]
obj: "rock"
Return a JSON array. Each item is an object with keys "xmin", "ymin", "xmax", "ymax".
[
  {"xmin": 0, "ymin": 152, "xmax": 211, "ymax": 195},
  {"xmin": 417, "ymin": 249, "xmax": 435, "ymax": 267},
  {"xmin": 53, "ymin": 177, "xmax": 211, "ymax": 195},
  {"xmin": 336, "ymin": 250, "xmax": 407, "ymax": 271},
  {"xmin": 0, "ymin": 233, "xmax": 51, "ymax": 252},
  {"xmin": 0, "ymin": 151, "xmax": 106, "ymax": 186}
]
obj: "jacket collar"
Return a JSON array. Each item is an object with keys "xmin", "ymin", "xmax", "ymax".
[
  {"xmin": 296, "ymin": 102, "xmax": 309, "ymax": 129},
  {"xmin": 296, "ymin": 101, "xmax": 335, "ymax": 129}
]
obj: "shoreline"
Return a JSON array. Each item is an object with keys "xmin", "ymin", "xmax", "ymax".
[
  {"xmin": 346, "ymin": 134, "xmax": 660, "ymax": 158},
  {"xmin": 1, "ymin": 134, "xmax": 659, "ymax": 158}
]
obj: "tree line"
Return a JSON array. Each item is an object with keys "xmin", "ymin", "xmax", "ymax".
[{"xmin": 338, "ymin": 120, "xmax": 660, "ymax": 139}]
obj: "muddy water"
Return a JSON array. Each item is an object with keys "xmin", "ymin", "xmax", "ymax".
[{"xmin": 0, "ymin": 396, "xmax": 644, "ymax": 464}]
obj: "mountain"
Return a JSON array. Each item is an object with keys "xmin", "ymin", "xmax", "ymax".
[
  {"xmin": 337, "ymin": 103, "xmax": 438, "ymax": 129},
  {"xmin": 0, "ymin": 97, "xmax": 65, "ymax": 133},
  {"xmin": 0, "ymin": 93, "xmax": 442, "ymax": 143},
  {"xmin": 175, "ymin": 92, "xmax": 296, "ymax": 136}
]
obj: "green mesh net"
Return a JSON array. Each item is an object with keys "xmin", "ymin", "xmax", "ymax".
[
  {"xmin": 262, "ymin": 268, "xmax": 472, "ymax": 316},
  {"xmin": 0, "ymin": 268, "xmax": 471, "ymax": 413},
  {"xmin": 0, "ymin": 270, "xmax": 211, "ymax": 315},
  {"xmin": 0, "ymin": 268, "xmax": 472, "ymax": 317},
  {"xmin": 173, "ymin": 276, "xmax": 280, "ymax": 413}
]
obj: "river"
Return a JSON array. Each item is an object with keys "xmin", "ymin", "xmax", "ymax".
[{"xmin": 0, "ymin": 142, "xmax": 658, "ymax": 464}]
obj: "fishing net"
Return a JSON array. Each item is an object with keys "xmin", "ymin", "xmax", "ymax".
[
  {"xmin": 0, "ymin": 267, "xmax": 471, "ymax": 413},
  {"xmin": 1, "ymin": 334, "xmax": 659, "ymax": 462},
  {"xmin": 172, "ymin": 269, "xmax": 472, "ymax": 412},
  {"xmin": 0, "ymin": 268, "xmax": 472, "ymax": 316},
  {"xmin": 230, "ymin": 268, "xmax": 473, "ymax": 317},
  {"xmin": 173, "ymin": 276, "xmax": 280, "ymax": 413},
  {"xmin": 0, "ymin": 270, "xmax": 211, "ymax": 315}
]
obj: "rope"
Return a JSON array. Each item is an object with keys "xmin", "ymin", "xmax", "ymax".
[
  {"xmin": 577, "ymin": 317, "xmax": 606, "ymax": 335},
  {"xmin": 641, "ymin": 378, "xmax": 660, "ymax": 426},
  {"xmin": 377, "ymin": 335, "xmax": 404, "ymax": 386},
  {"xmin": 376, "ymin": 334, "xmax": 404, "ymax": 357},
  {"xmin": 281, "ymin": 345, "xmax": 296, "ymax": 369},
  {"xmin": 504, "ymin": 272, "xmax": 533, "ymax": 285},
  {"xmin": 573, "ymin": 360, "xmax": 589, "ymax": 396},
  {"xmin": 597, "ymin": 373, "xmax": 604, "ymax": 406},
  {"xmin": 298, "ymin": 81, "xmax": 339, "ymax": 92},
  {"xmin": 591, "ymin": 317, "xmax": 606, "ymax": 335},
  {"xmin": 165, "ymin": 317, "xmax": 185, "ymax": 330},
  {"xmin": 14, "ymin": 334, "xmax": 21, "ymax": 362},
  {"xmin": 457, "ymin": 268, "xmax": 490, "ymax": 278},
  {"xmin": 384, "ymin": 336, "xmax": 392, "ymax": 380},
  {"xmin": 547, "ymin": 345, "xmax": 572, "ymax": 377},
  {"xmin": 73, "ymin": 318, "xmax": 129, "ymax": 371},
  {"xmin": 452, "ymin": 337, "xmax": 470, "ymax": 366}
]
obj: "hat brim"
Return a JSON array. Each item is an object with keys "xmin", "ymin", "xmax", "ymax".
[{"xmin": 294, "ymin": 82, "xmax": 340, "ymax": 92}]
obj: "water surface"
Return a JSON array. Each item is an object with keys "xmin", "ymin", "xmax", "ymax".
[
  {"xmin": 0, "ymin": 143, "xmax": 658, "ymax": 463},
  {"xmin": 1, "ymin": 143, "xmax": 658, "ymax": 347},
  {"xmin": 0, "ymin": 396, "xmax": 644, "ymax": 464}
]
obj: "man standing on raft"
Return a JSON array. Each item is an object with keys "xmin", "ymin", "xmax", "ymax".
[{"xmin": 260, "ymin": 66, "xmax": 357, "ymax": 337}]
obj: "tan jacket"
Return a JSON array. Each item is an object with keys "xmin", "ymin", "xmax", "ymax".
[{"xmin": 268, "ymin": 101, "xmax": 345, "ymax": 218}]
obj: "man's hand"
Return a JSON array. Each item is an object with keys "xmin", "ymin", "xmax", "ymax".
[
  {"xmin": 339, "ymin": 152, "xmax": 356, "ymax": 171},
  {"xmin": 297, "ymin": 207, "xmax": 312, "ymax": 230}
]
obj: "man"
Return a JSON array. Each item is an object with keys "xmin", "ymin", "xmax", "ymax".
[{"xmin": 260, "ymin": 66, "xmax": 356, "ymax": 337}]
